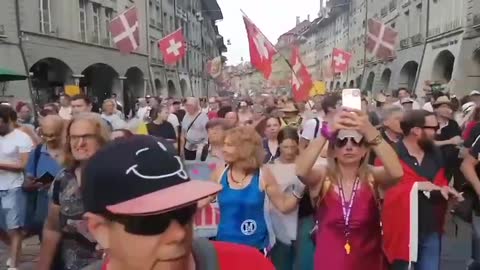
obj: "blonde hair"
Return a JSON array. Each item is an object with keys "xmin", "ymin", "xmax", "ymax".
[
  {"xmin": 225, "ymin": 126, "xmax": 265, "ymax": 173},
  {"xmin": 315, "ymin": 143, "xmax": 375, "ymax": 207},
  {"xmin": 62, "ymin": 112, "xmax": 111, "ymax": 169}
]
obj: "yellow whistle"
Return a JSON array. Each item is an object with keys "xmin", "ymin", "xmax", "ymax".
[{"xmin": 344, "ymin": 242, "xmax": 351, "ymax": 255}]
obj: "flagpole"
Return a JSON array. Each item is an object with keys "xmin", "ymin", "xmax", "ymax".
[
  {"xmin": 240, "ymin": 9, "xmax": 305, "ymax": 98},
  {"xmin": 360, "ymin": 0, "xmax": 369, "ymax": 89},
  {"xmin": 144, "ymin": 1, "xmax": 156, "ymax": 95}
]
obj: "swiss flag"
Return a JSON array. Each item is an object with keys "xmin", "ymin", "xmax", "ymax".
[
  {"xmin": 243, "ymin": 16, "xmax": 277, "ymax": 79},
  {"xmin": 332, "ymin": 48, "xmax": 352, "ymax": 73},
  {"xmin": 109, "ymin": 6, "xmax": 140, "ymax": 54},
  {"xmin": 158, "ymin": 28, "xmax": 187, "ymax": 65},
  {"xmin": 366, "ymin": 18, "xmax": 398, "ymax": 59},
  {"xmin": 291, "ymin": 46, "xmax": 313, "ymax": 102}
]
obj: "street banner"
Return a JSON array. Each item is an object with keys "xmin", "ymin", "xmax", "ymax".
[
  {"xmin": 109, "ymin": 6, "xmax": 139, "ymax": 54},
  {"xmin": 243, "ymin": 15, "xmax": 277, "ymax": 79},
  {"xmin": 158, "ymin": 28, "xmax": 187, "ymax": 65},
  {"xmin": 207, "ymin": 56, "xmax": 223, "ymax": 79},
  {"xmin": 184, "ymin": 160, "xmax": 221, "ymax": 238}
]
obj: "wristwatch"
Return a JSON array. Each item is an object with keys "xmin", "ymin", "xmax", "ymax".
[{"xmin": 367, "ymin": 134, "xmax": 383, "ymax": 146}]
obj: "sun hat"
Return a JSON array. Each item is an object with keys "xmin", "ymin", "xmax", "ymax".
[{"xmin": 82, "ymin": 135, "xmax": 221, "ymax": 216}]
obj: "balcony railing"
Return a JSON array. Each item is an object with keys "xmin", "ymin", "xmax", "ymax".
[
  {"xmin": 410, "ymin": 33, "xmax": 423, "ymax": 45},
  {"xmin": 400, "ymin": 38, "xmax": 410, "ymax": 49},
  {"xmin": 473, "ymin": 14, "xmax": 480, "ymax": 27}
]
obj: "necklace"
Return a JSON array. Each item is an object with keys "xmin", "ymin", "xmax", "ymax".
[
  {"xmin": 229, "ymin": 169, "xmax": 249, "ymax": 186},
  {"xmin": 338, "ymin": 177, "xmax": 360, "ymax": 255}
]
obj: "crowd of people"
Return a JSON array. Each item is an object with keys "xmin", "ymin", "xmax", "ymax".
[{"xmin": 0, "ymin": 88, "xmax": 479, "ymax": 269}]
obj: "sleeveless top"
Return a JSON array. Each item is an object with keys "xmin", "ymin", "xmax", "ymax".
[
  {"xmin": 216, "ymin": 168, "xmax": 269, "ymax": 249},
  {"xmin": 314, "ymin": 183, "xmax": 386, "ymax": 270}
]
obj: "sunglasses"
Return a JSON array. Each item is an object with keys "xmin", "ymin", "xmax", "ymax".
[
  {"xmin": 335, "ymin": 137, "xmax": 365, "ymax": 148},
  {"xmin": 105, "ymin": 204, "xmax": 197, "ymax": 236},
  {"xmin": 423, "ymin": 125, "xmax": 440, "ymax": 131}
]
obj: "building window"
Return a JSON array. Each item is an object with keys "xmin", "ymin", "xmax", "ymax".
[
  {"xmin": 104, "ymin": 9, "xmax": 112, "ymax": 46},
  {"xmin": 79, "ymin": 0, "xmax": 87, "ymax": 42},
  {"xmin": 149, "ymin": 1, "xmax": 155, "ymax": 25},
  {"xmin": 92, "ymin": 3, "xmax": 100, "ymax": 43},
  {"xmin": 156, "ymin": 5, "xmax": 161, "ymax": 28},
  {"xmin": 40, "ymin": 0, "xmax": 51, "ymax": 33}
]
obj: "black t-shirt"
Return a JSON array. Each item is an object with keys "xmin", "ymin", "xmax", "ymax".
[
  {"xmin": 174, "ymin": 109, "xmax": 186, "ymax": 123},
  {"xmin": 435, "ymin": 120, "xmax": 462, "ymax": 167},
  {"xmin": 146, "ymin": 122, "xmax": 176, "ymax": 141},
  {"xmin": 465, "ymin": 122, "xmax": 480, "ymax": 148}
]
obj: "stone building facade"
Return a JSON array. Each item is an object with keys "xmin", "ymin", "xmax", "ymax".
[
  {"xmin": 0, "ymin": 0, "xmax": 226, "ymax": 111},
  {"xmin": 294, "ymin": 0, "xmax": 480, "ymax": 96}
]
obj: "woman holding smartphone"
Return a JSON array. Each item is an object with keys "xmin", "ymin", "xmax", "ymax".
[{"xmin": 296, "ymin": 107, "xmax": 403, "ymax": 270}]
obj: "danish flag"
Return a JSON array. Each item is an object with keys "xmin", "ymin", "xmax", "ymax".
[
  {"xmin": 366, "ymin": 18, "xmax": 398, "ymax": 59},
  {"xmin": 243, "ymin": 16, "xmax": 277, "ymax": 79},
  {"xmin": 332, "ymin": 48, "xmax": 352, "ymax": 73},
  {"xmin": 290, "ymin": 46, "xmax": 313, "ymax": 102},
  {"xmin": 158, "ymin": 28, "xmax": 187, "ymax": 65},
  {"xmin": 109, "ymin": 6, "xmax": 140, "ymax": 54}
]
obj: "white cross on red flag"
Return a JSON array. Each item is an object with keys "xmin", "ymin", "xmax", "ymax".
[
  {"xmin": 109, "ymin": 6, "xmax": 140, "ymax": 54},
  {"xmin": 291, "ymin": 46, "xmax": 313, "ymax": 102},
  {"xmin": 243, "ymin": 16, "xmax": 277, "ymax": 79},
  {"xmin": 332, "ymin": 48, "xmax": 352, "ymax": 73},
  {"xmin": 366, "ymin": 18, "xmax": 398, "ymax": 60},
  {"xmin": 158, "ymin": 28, "xmax": 187, "ymax": 65}
]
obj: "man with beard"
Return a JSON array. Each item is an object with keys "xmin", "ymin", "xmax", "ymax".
[
  {"xmin": 0, "ymin": 105, "xmax": 34, "ymax": 270},
  {"xmin": 381, "ymin": 110, "xmax": 463, "ymax": 270}
]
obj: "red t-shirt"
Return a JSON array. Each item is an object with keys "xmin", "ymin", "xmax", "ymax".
[
  {"xmin": 207, "ymin": 111, "xmax": 218, "ymax": 120},
  {"xmin": 101, "ymin": 241, "xmax": 274, "ymax": 270}
]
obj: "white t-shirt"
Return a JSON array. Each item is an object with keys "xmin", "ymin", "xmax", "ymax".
[
  {"xmin": 301, "ymin": 116, "xmax": 324, "ymax": 140},
  {"xmin": 268, "ymin": 162, "xmax": 305, "ymax": 244},
  {"xmin": 168, "ymin": 113, "xmax": 180, "ymax": 129},
  {"xmin": 0, "ymin": 129, "xmax": 33, "ymax": 190}
]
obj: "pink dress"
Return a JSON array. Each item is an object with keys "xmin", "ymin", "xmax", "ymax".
[{"xmin": 314, "ymin": 183, "xmax": 387, "ymax": 270}]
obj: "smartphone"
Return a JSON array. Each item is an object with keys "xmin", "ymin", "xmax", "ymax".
[
  {"xmin": 342, "ymin": 89, "xmax": 362, "ymax": 110},
  {"xmin": 35, "ymin": 172, "xmax": 55, "ymax": 184}
]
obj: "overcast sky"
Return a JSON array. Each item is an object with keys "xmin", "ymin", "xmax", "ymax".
[{"xmin": 216, "ymin": 0, "xmax": 321, "ymax": 65}]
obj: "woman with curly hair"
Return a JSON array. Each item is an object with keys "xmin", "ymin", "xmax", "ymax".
[{"xmin": 210, "ymin": 126, "xmax": 303, "ymax": 253}]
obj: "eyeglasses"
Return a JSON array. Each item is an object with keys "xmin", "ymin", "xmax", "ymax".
[
  {"xmin": 335, "ymin": 137, "xmax": 365, "ymax": 148},
  {"xmin": 105, "ymin": 204, "xmax": 197, "ymax": 236},
  {"xmin": 69, "ymin": 134, "xmax": 98, "ymax": 143}
]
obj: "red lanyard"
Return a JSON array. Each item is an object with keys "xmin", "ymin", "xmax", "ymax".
[{"xmin": 338, "ymin": 177, "xmax": 360, "ymax": 255}]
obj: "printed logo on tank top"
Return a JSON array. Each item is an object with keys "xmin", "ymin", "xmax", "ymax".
[{"xmin": 240, "ymin": 219, "xmax": 257, "ymax": 235}]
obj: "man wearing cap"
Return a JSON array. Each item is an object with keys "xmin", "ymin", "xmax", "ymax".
[{"xmin": 81, "ymin": 136, "xmax": 275, "ymax": 270}]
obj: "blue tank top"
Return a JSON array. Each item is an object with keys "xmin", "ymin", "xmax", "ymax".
[{"xmin": 216, "ymin": 168, "xmax": 269, "ymax": 249}]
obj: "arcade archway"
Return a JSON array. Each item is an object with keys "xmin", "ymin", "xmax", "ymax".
[
  {"xmin": 167, "ymin": 80, "xmax": 176, "ymax": 97},
  {"xmin": 124, "ymin": 67, "xmax": 144, "ymax": 117},
  {"xmin": 154, "ymin": 79, "xmax": 163, "ymax": 96},
  {"xmin": 432, "ymin": 50, "xmax": 455, "ymax": 83},
  {"xmin": 180, "ymin": 79, "xmax": 188, "ymax": 97},
  {"xmin": 80, "ymin": 63, "xmax": 118, "ymax": 104},
  {"xmin": 29, "ymin": 58, "xmax": 73, "ymax": 104},
  {"xmin": 399, "ymin": 61, "xmax": 419, "ymax": 90},
  {"xmin": 365, "ymin": 72, "xmax": 375, "ymax": 92},
  {"xmin": 349, "ymin": 80, "xmax": 354, "ymax": 88},
  {"xmin": 380, "ymin": 69, "xmax": 392, "ymax": 91}
]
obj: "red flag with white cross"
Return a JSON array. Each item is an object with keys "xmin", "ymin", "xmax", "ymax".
[
  {"xmin": 158, "ymin": 28, "xmax": 187, "ymax": 65},
  {"xmin": 332, "ymin": 48, "xmax": 352, "ymax": 74},
  {"xmin": 366, "ymin": 18, "xmax": 398, "ymax": 59},
  {"xmin": 109, "ymin": 6, "xmax": 140, "ymax": 54},
  {"xmin": 290, "ymin": 46, "xmax": 313, "ymax": 102},
  {"xmin": 243, "ymin": 16, "xmax": 277, "ymax": 79}
]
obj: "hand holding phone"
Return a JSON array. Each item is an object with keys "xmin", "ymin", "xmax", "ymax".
[
  {"xmin": 35, "ymin": 172, "xmax": 55, "ymax": 185},
  {"xmin": 342, "ymin": 89, "xmax": 362, "ymax": 111}
]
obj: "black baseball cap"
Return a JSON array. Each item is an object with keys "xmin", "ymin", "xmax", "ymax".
[{"xmin": 82, "ymin": 135, "xmax": 221, "ymax": 216}]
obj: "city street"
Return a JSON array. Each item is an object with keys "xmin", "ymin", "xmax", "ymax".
[{"xmin": 0, "ymin": 217, "xmax": 473, "ymax": 270}]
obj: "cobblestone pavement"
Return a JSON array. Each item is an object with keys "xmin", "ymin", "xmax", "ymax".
[{"xmin": 0, "ymin": 218, "xmax": 473, "ymax": 270}]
